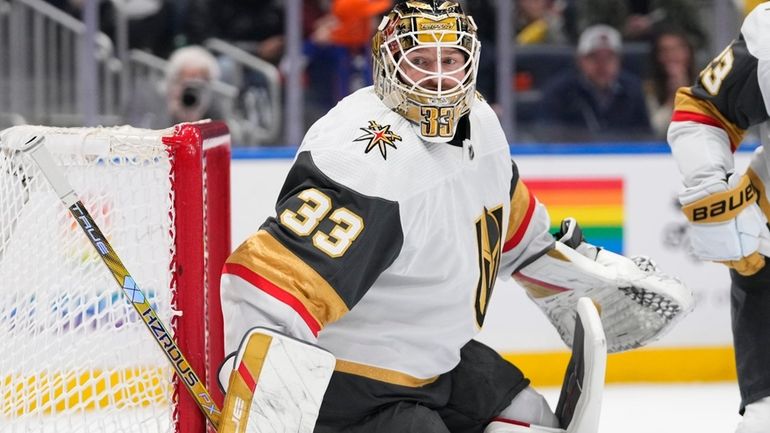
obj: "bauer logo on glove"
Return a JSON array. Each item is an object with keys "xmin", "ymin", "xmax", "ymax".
[
  {"xmin": 678, "ymin": 169, "xmax": 770, "ymax": 276},
  {"xmin": 682, "ymin": 175, "xmax": 757, "ymax": 223}
]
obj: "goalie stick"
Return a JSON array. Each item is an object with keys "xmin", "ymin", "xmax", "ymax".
[
  {"xmin": 19, "ymin": 133, "xmax": 336, "ymax": 433},
  {"xmin": 486, "ymin": 297, "xmax": 606, "ymax": 433},
  {"xmin": 20, "ymin": 135, "xmax": 223, "ymax": 428},
  {"xmin": 555, "ymin": 297, "xmax": 606, "ymax": 433}
]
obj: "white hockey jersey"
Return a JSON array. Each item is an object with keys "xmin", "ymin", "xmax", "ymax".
[{"xmin": 221, "ymin": 86, "xmax": 553, "ymax": 385}]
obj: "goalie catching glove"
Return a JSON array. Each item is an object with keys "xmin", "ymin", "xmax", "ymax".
[{"xmin": 514, "ymin": 218, "xmax": 694, "ymax": 353}]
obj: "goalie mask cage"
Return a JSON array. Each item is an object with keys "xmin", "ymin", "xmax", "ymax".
[{"xmin": 0, "ymin": 121, "xmax": 231, "ymax": 433}]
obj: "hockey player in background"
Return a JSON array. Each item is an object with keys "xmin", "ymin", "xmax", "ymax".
[
  {"xmin": 218, "ymin": 2, "xmax": 692, "ymax": 432},
  {"xmin": 667, "ymin": 3, "xmax": 770, "ymax": 433}
]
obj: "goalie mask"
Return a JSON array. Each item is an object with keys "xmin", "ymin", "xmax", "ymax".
[{"xmin": 372, "ymin": 1, "xmax": 480, "ymax": 143}]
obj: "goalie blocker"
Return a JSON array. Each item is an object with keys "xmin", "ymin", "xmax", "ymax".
[{"xmin": 514, "ymin": 218, "xmax": 694, "ymax": 353}]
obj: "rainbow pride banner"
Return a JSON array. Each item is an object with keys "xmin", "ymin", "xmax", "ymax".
[{"xmin": 525, "ymin": 178, "xmax": 624, "ymax": 254}]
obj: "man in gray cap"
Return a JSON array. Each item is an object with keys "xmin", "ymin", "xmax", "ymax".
[{"xmin": 539, "ymin": 24, "xmax": 651, "ymax": 139}]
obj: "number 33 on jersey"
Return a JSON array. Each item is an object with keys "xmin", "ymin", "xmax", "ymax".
[{"xmin": 279, "ymin": 188, "xmax": 364, "ymax": 258}]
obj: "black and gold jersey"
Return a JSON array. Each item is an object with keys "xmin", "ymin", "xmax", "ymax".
[{"xmin": 672, "ymin": 35, "xmax": 769, "ymax": 151}]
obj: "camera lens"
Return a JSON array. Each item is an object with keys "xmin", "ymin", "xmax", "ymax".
[{"xmin": 181, "ymin": 86, "xmax": 200, "ymax": 108}]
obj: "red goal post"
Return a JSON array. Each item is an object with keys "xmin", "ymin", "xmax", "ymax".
[{"xmin": 0, "ymin": 121, "xmax": 230, "ymax": 432}]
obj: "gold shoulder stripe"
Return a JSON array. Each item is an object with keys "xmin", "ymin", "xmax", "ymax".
[
  {"xmin": 504, "ymin": 180, "xmax": 535, "ymax": 250},
  {"xmin": 335, "ymin": 359, "xmax": 439, "ymax": 388},
  {"xmin": 673, "ymin": 87, "xmax": 746, "ymax": 150},
  {"xmin": 227, "ymin": 230, "xmax": 349, "ymax": 329}
]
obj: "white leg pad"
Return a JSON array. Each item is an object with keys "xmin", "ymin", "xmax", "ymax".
[
  {"xmin": 484, "ymin": 420, "xmax": 564, "ymax": 433},
  {"xmin": 736, "ymin": 396, "xmax": 770, "ymax": 433},
  {"xmin": 218, "ymin": 327, "xmax": 336, "ymax": 433}
]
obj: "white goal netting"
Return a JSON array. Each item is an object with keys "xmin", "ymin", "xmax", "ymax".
[{"xmin": 0, "ymin": 125, "xmax": 208, "ymax": 433}]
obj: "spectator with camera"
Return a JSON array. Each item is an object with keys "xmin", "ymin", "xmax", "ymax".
[
  {"xmin": 164, "ymin": 45, "xmax": 223, "ymax": 124},
  {"xmin": 125, "ymin": 45, "xmax": 226, "ymax": 129}
]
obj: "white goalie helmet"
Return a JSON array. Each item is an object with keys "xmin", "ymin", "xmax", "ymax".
[{"xmin": 372, "ymin": 0, "xmax": 481, "ymax": 143}]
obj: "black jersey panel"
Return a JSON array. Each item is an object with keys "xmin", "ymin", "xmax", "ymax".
[{"xmin": 262, "ymin": 151, "xmax": 404, "ymax": 309}]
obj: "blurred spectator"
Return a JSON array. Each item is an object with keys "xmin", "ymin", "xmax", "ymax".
[
  {"xmin": 467, "ymin": 0, "xmax": 575, "ymax": 44},
  {"xmin": 539, "ymin": 25, "xmax": 651, "ymax": 140},
  {"xmin": 304, "ymin": 0, "xmax": 391, "ymax": 123},
  {"xmin": 324, "ymin": 0, "xmax": 391, "ymax": 48},
  {"xmin": 109, "ymin": 0, "xmax": 177, "ymax": 57},
  {"xmin": 466, "ymin": 0, "xmax": 573, "ymax": 103},
  {"xmin": 304, "ymin": 0, "xmax": 329, "ymax": 39},
  {"xmin": 579, "ymin": 0, "xmax": 706, "ymax": 49},
  {"xmin": 644, "ymin": 26, "xmax": 696, "ymax": 138},
  {"xmin": 464, "ymin": 0, "xmax": 498, "ymax": 101},
  {"xmin": 125, "ymin": 45, "xmax": 227, "ymax": 129},
  {"xmin": 58, "ymin": 0, "xmax": 176, "ymax": 57},
  {"xmin": 184, "ymin": 0, "xmax": 284, "ymax": 64},
  {"xmin": 516, "ymin": 0, "xmax": 570, "ymax": 45},
  {"xmin": 163, "ymin": 46, "xmax": 225, "ymax": 123}
]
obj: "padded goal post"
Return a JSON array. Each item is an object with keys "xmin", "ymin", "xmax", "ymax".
[{"xmin": 0, "ymin": 121, "xmax": 231, "ymax": 433}]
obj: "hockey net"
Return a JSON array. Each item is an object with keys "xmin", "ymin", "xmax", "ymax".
[{"xmin": 0, "ymin": 121, "xmax": 231, "ymax": 433}]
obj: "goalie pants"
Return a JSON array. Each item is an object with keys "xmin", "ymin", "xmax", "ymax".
[
  {"xmin": 313, "ymin": 340, "xmax": 530, "ymax": 433},
  {"xmin": 731, "ymin": 264, "xmax": 770, "ymax": 413}
]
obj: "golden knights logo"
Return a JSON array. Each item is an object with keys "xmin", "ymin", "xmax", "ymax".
[
  {"xmin": 354, "ymin": 120, "xmax": 402, "ymax": 160},
  {"xmin": 474, "ymin": 205, "xmax": 503, "ymax": 328}
]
